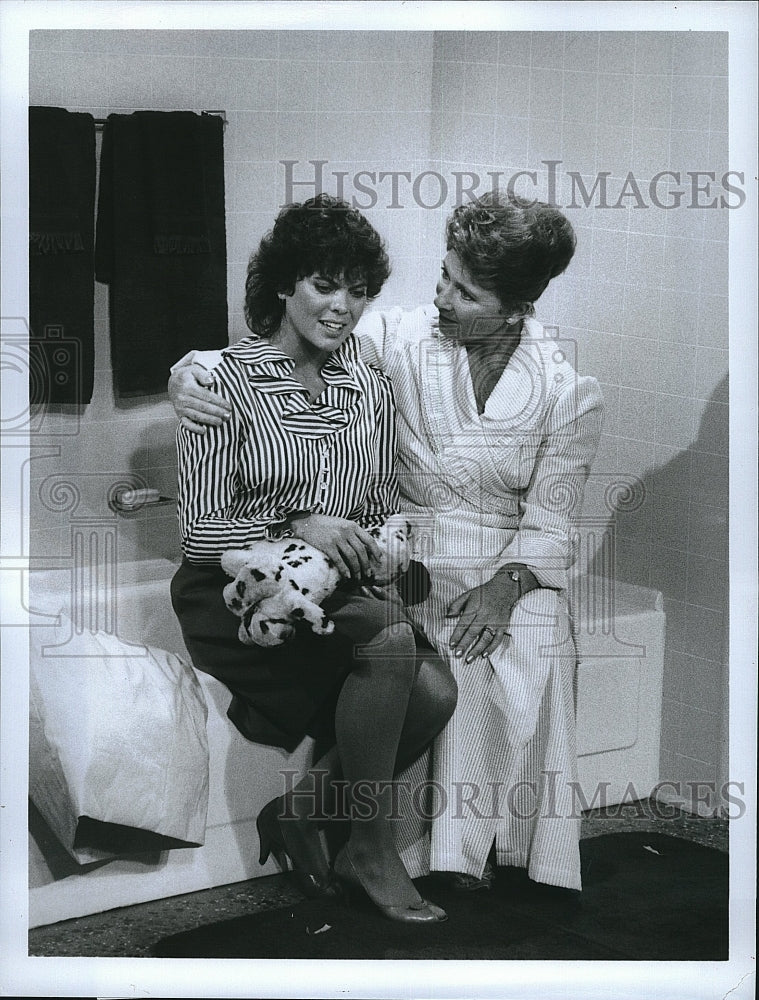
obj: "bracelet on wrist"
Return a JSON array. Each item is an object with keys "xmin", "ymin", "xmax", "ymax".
[
  {"xmin": 264, "ymin": 518, "xmax": 294, "ymax": 541},
  {"xmin": 265, "ymin": 510, "xmax": 314, "ymax": 540}
]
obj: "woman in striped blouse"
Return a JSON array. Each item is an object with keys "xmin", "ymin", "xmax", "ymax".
[
  {"xmin": 171, "ymin": 192, "xmax": 604, "ymax": 898},
  {"xmin": 171, "ymin": 196, "xmax": 456, "ymax": 924}
]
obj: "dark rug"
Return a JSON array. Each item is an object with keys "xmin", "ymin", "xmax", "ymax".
[{"xmin": 151, "ymin": 833, "xmax": 728, "ymax": 960}]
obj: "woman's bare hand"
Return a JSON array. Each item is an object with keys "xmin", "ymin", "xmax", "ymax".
[
  {"xmin": 169, "ymin": 364, "xmax": 232, "ymax": 434},
  {"xmin": 294, "ymin": 514, "xmax": 383, "ymax": 580},
  {"xmin": 446, "ymin": 573, "xmax": 520, "ymax": 663}
]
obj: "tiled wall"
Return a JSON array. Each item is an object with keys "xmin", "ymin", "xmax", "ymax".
[
  {"xmin": 431, "ymin": 30, "xmax": 729, "ymax": 808},
  {"xmin": 28, "ymin": 29, "xmax": 730, "ymax": 809},
  {"xmin": 28, "ymin": 28, "xmax": 436, "ymax": 567}
]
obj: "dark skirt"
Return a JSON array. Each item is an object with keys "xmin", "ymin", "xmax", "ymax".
[{"xmin": 171, "ymin": 559, "xmax": 412, "ymax": 752}]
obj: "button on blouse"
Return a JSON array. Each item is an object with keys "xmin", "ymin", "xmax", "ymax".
[{"xmin": 177, "ymin": 335, "xmax": 399, "ymax": 564}]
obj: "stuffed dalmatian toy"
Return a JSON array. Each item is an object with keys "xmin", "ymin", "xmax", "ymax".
[{"xmin": 221, "ymin": 514, "xmax": 413, "ymax": 648}]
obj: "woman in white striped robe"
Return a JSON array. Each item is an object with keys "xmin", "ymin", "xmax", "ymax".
[{"xmin": 170, "ymin": 192, "xmax": 604, "ymax": 893}]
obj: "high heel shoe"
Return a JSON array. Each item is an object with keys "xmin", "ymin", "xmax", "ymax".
[
  {"xmin": 333, "ymin": 846, "xmax": 447, "ymax": 924},
  {"xmin": 256, "ymin": 797, "xmax": 341, "ymax": 900}
]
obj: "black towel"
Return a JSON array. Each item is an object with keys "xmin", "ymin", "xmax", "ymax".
[
  {"xmin": 29, "ymin": 106, "xmax": 96, "ymax": 404},
  {"xmin": 95, "ymin": 111, "xmax": 228, "ymax": 396}
]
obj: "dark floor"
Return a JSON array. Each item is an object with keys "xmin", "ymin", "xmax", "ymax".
[{"xmin": 28, "ymin": 801, "xmax": 728, "ymax": 957}]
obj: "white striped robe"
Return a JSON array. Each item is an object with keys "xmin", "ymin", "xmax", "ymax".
[
  {"xmin": 358, "ymin": 307, "xmax": 604, "ymax": 890},
  {"xmin": 181, "ymin": 307, "xmax": 604, "ymax": 888},
  {"xmin": 176, "ymin": 335, "xmax": 398, "ymax": 564}
]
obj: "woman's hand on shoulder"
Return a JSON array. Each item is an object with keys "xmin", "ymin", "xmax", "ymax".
[
  {"xmin": 169, "ymin": 364, "xmax": 232, "ymax": 434},
  {"xmin": 294, "ymin": 514, "xmax": 382, "ymax": 581}
]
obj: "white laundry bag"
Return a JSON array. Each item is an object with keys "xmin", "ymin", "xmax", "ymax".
[{"xmin": 29, "ymin": 613, "xmax": 210, "ymax": 864}]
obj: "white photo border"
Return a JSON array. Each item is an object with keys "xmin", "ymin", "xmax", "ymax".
[{"xmin": 1, "ymin": 2, "xmax": 756, "ymax": 998}]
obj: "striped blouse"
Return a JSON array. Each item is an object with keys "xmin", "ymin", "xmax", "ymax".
[{"xmin": 176, "ymin": 334, "xmax": 399, "ymax": 564}]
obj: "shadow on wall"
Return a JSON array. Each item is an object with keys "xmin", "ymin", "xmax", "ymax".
[
  {"xmin": 591, "ymin": 375, "xmax": 729, "ymax": 790},
  {"xmin": 593, "ymin": 375, "xmax": 729, "ymax": 651}
]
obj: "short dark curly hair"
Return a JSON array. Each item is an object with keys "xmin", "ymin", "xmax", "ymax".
[
  {"xmin": 244, "ymin": 194, "xmax": 391, "ymax": 337},
  {"xmin": 446, "ymin": 191, "xmax": 576, "ymax": 316}
]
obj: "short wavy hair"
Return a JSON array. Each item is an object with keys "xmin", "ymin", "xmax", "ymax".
[
  {"xmin": 244, "ymin": 194, "xmax": 391, "ymax": 337},
  {"xmin": 446, "ymin": 192, "xmax": 576, "ymax": 316}
]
